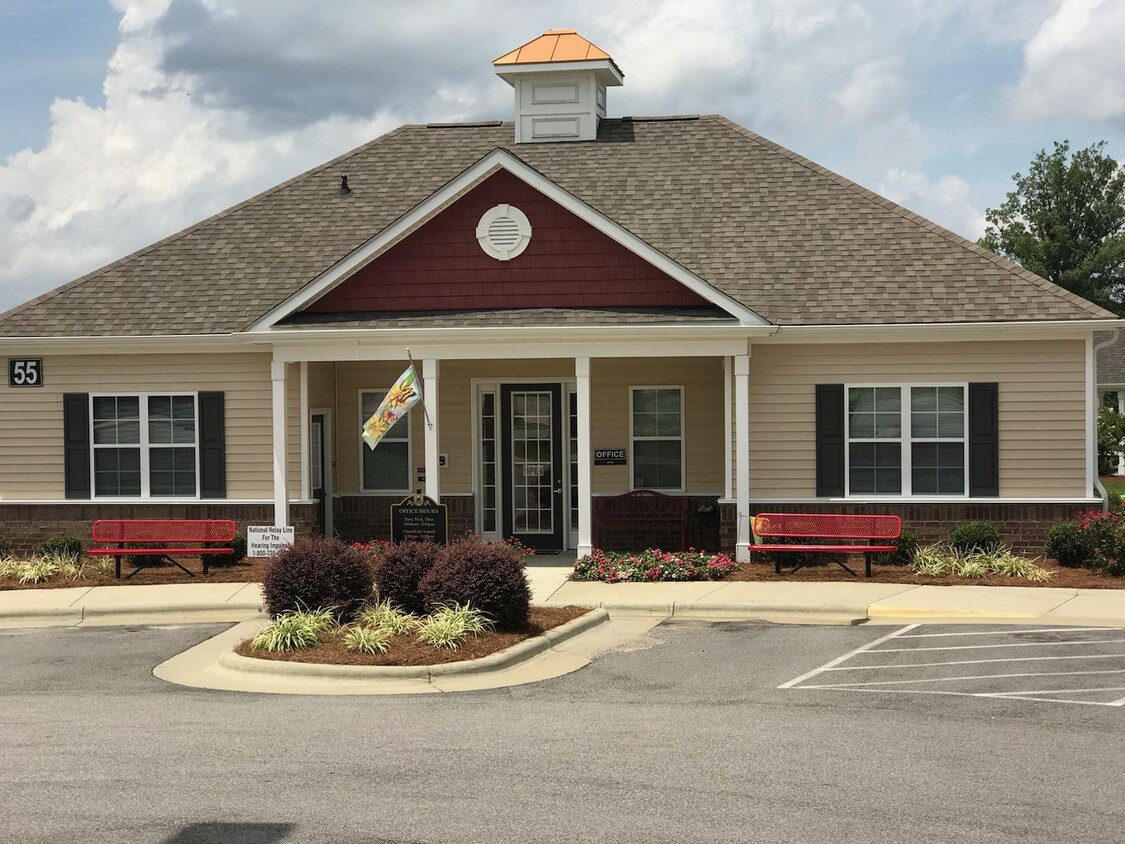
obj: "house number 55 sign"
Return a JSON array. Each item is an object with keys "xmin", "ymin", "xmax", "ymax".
[{"xmin": 8, "ymin": 358, "xmax": 43, "ymax": 387}]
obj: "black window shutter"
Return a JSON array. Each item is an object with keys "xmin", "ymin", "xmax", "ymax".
[
  {"xmin": 968, "ymin": 382, "xmax": 999, "ymax": 497},
  {"xmin": 63, "ymin": 393, "xmax": 91, "ymax": 499},
  {"xmin": 815, "ymin": 384, "xmax": 846, "ymax": 497},
  {"xmin": 198, "ymin": 392, "xmax": 227, "ymax": 499}
]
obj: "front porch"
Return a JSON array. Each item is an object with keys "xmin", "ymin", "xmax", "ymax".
[{"xmin": 266, "ymin": 340, "xmax": 754, "ymax": 559}]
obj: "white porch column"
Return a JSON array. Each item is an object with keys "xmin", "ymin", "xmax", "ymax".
[
  {"xmin": 423, "ymin": 359, "xmax": 440, "ymax": 501},
  {"xmin": 576, "ymin": 357, "xmax": 593, "ymax": 556},
  {"xmin": 299, "ymin": 361, "xmax": 310, "ymax": 500},
  {"xmin": 734, "ymin": 354, "xmax": 751, "ymax": 562},
  {"xmin": 271, "ymin": 360, "xmax": 289, "ymax": 527}
]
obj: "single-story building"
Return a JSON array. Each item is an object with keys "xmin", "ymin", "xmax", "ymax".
[{"xmin": 0, "ymin": 29, "xmax": 1119, "ymax": 557}]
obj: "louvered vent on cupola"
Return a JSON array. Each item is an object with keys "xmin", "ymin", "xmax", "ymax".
[{"xmin": 493, "ymin": 28, "xmax": 623, "ymax": 143}]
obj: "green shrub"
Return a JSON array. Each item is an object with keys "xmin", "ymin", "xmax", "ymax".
[
  {"xmin": 949, "ymin": 522, "xmax": 1001, "ymax": 554},
  {"xmin": 911, "ymin": 544, "xmax": 954, "ymax": 576},
  {"xmin": 343, "ymin": 625, "xmax": 392, "ymax": 655},
  {"xmin": 1045, "ymin": 523, "xmax": 1094, "ymax": 568},
  {"xmin": 203, "ymin": 532, "xmax": 247, "ymax": 567},
  {"xmin": 0, "ymin": 535, "xmax": 9, "ymax": 557},
  {"xmin": 262, "ymin": 536, "xmax": 374, "ymax": 623},
  {"xmin": 250, "ymin": 608, "xmax": 335, "ymax": 652},
  {"xmin": 877, "ymin": 530, "xmax": 919, "ymax": 566},
  {"xmin": 38, "ymin": 535, "xmax": 82, "ymax": 560},
  {"xmin": 373, "ymin": 541, "xmax": 441, "ymax": 615},
  {"xmin": 1108, "ymin": 490, "xmax": 1124, "ymax": 511},
  {"xmin": 420, "ymin": 537, "xmax": 531, "ymax": 630}
]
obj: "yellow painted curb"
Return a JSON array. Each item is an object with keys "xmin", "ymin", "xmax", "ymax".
[{"xmin": 867, "ymin": 605, "xmax": 1036, "ymax": 619}]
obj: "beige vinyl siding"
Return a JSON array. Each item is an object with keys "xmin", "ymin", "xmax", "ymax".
[
  {"xmin": 0, "ymin": 352, "xmax": 290, "ymax": 501},
  {"xmin": 334, "ymin": 361, "xmax": 427, "ymax": 496},
  {"xmin": 330, "ymin": 357, "xmax": 726, "ymax": 498},
  {"xmin": 747, "ymin": 340, "xmax": 1087, "ymax": 498},
  {"xmin": 439, "ymin": 359, "xmax": 575, "ymax": 494},
  {"xmin": 591, "ymin": 357, "xmax": 725, "ymax": 494}
]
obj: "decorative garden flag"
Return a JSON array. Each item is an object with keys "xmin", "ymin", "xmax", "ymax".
[{"xmin": 362, "ymin": 366, "xmax": 420, "ymax": 450}]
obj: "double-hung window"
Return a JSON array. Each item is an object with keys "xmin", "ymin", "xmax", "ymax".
[
  {"xmin": 846, "ymin": 385, "xmax": 967, "ymax": 497},
  {"xmin": 360, "ymin": 390, "xmax": 412, "ymax": 493},
  {"xmin": 631, "ymin": 387, "xmax": 684, "ymax": 491},
  {"xmin": 91, "ymin": 394, "xmax": 198, "ymax": 498}
]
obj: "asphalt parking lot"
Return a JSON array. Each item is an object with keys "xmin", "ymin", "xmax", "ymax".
[
  {"xmin": 781, "ymin": 624, "xmax": 1125, "ymax": 706},
  {"xmin": 1, "ymin": 620, "xmax": 1122, "ymax": 843}
]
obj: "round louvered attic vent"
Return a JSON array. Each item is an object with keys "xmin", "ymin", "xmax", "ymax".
[{"xmin": 476, "ymin": 204, "xmax": 532, "ymax": 261}]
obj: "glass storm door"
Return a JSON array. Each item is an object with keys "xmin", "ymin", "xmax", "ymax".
[
  {"xmin": 501, "ymin": 384, "xmax": 564, "ymax": 552},
  {"xmin": 310, "ymin": 413, "xmax": 327, "ymax": 535}
]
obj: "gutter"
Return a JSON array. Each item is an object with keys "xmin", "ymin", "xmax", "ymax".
[{"xmin": 1092, "ymin": 328, "xmax": 1121, "ymax": 511}]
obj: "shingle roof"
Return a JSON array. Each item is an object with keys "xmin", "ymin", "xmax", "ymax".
[
  {"xmin": 1097, "ymin": 331, "xmax": 1125, "ymax": 385},
  {"xmin": 0, "ymin": 115, "xmax": 1113, "ymax": 338}
]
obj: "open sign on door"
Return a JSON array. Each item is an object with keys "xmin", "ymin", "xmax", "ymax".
[{"xmin": 522, "ymin": 463, "xmax": 547, "ymax": 478}]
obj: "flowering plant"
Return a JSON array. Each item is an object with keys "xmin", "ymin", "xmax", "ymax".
[
  {"xmin": 352, "ymin": 539, "xmax": 392, "ymax": 564},
  {"xmin": 572, "ymin": 548, "xmax": 737, "ymax": 583}
]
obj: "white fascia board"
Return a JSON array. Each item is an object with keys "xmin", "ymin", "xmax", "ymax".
[
  {"xmin": 248, "ymin": 148, "xmax": 768, "ymax": 332},
  {"xmin": 495, "ymin": 60, "xmax": 623, "ymax": 86},
  {"xmin": 0, "ymin": 334, "xmax": 252, "ymax": 354},
  {"xmin": 264, "ymin": 331, "xmax": 759, "ymax": 363},
  {"xmin": 763, "ymin": 319, "xmax": 1125, "ymax": 344}
]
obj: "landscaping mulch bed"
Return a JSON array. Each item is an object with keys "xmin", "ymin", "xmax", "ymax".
[
  {"xmin": 0, "ymin": 557, "xmax": 272, "ymax": 590},
  {"xmin": 725, "ymin": 560, "xmax": 1125, "ymax": 589},
  {"xmin": 235, "ymin": 605, "xmax": 592, "ymax": 667}
]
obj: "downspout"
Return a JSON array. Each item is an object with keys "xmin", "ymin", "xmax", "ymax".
[{"xmin": 1092, "ymin": 329, "xmax": 1120, "ymax": 511}]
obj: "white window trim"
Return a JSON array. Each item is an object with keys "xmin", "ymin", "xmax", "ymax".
[
  {"xmin": 358, "ymin": 388, "xmax": 414, "ymax": 495},
  {"xmin": 629, "ymin": 385, "xmax": 686, "ymax": 494},
  {"xmin": 844, "ymin": 382, "xmax": 969, "ymax": 498},
  {"xmin": 89, "ymin": 392, "xmax": 200, "ymax": 500}
]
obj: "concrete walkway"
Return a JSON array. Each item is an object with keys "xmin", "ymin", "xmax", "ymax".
[{"xmin": 1, "ymin": 571, "xmax": 1124, "ymax": 627}]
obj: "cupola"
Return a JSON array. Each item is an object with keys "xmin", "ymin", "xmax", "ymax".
[{"xmin": 493, "ymin": 28, "xmax": 623, "ymax": 144}]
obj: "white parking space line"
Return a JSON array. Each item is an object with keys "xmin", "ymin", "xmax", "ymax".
[
  {"xmin": 776, "ymin": 624, "xmax": 917, "ymax": 689},
  {"xmin": 801, "ymin": 668, "xmax": 1125, "ymax": 689},
  {"xmin": 871, "ymin": 639, "xmax": 1125, "ymax": 653},
  {"xmin": 824, "ymin": 653, "xmax": 1125, "ymax": 671},
  {"xmin": 895, "ymin": 627, "xmax": 1118, "ymax": 639},
  {"xmin": 782, "ymin": 625, "xmax": 1125, "ymax": 707}
]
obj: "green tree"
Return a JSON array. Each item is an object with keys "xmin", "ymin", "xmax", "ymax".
[{"xmin": 979, "ymin": 140, "xmax": 1125, "ymax": 314}]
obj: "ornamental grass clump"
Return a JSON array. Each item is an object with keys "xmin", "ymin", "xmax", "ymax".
[
  {"xmin": 911, "ymin": 543, "xmax": 1052, "ymax": 582},
  {"xmin": 357, "ymin": 600, "xmax": 422, "ymax": 634},
  {"xmin": 572, "ymin": 549, "xmax": 737, "ymax": 583},
  {"xmin": 417, "ymin": 603, "xmax": 494, "ymax": 650},
  {"xmin": 343, "ymin": 625, "xmax": 392, "ymax": 655},
  {"xmin": 371, "ymin": 541, "xmax": 441, "ymax": 615},
  {"xmin": 251, "ymin": 608, "xmax": 336, "ymax": 652},
  {"xmin": 262, "ymin": 537, "xmax": 374, "ymax": 623},
  {"xmin": 420, "ymin": 537, "xmax": 531, "ymax": 630}
]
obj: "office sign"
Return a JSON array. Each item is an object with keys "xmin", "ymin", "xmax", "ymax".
[{"xmin": 594, "ymin": 449, "xmax": 627, "ymax": 465}]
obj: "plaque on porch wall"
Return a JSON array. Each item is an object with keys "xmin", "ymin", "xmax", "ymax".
[{"xmin": 391, "ymin": 494, "xmax": 448, "ymax": 545}]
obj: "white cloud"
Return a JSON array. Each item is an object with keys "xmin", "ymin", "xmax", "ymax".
[
  {"xmin": 0, "ymin": 0, "xmax": 1075, "ymax": 311},
  {"xmin": 1010, "ymin": 0, "xmax": 1125, "ymax": 123},
  {"xmin": 833, "ymin": 57, "xmax": 907, "ymax": 125},
  {"xmin": 879, "ymin": 167, "xmax": 987, "ymax": 239}
]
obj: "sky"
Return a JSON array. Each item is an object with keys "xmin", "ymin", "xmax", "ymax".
[{"xmin": 0, "ymin": 0, "xmax": 1123, "ymax": 312}]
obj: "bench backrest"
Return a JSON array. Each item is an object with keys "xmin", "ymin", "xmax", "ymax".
[
  {"xmin": 91, "ymin": 519, "xmax": 237, "ymax": 544},
  {"xmin": 752, "ymin": 513, "xmax": 901, "ymax": 541},
  {"xmin": 594, "ymin": 489, "xmax": 689, "ymax": 519}
]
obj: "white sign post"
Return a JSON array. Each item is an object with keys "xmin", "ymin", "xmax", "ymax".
[{"xmin": 247, "ymin": 526, "xmax": 295, "ymax": 558}]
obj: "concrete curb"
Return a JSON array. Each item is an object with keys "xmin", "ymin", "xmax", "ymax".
[
  {"xmin": 591, "ymin": 601, "xmax": 869, "ymax": 622},
  {"xmin": 218, "ymin": 608, "xmax": 610, "ymax": 681}
]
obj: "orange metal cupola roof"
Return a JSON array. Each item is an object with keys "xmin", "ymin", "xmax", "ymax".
[{"xmin": 493, "ymin": 28, "xmax": 622, "ymax": 76}]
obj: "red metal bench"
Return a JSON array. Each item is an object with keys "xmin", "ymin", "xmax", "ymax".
[
  {"xmin": 594, "ymin": 490, "xmax": 689, "ymax": 551},
  {"xmin": 750, "ymin": 513, "xmax": 901, "ymax": 578},
  {"xmin": 88, "ymin": 519, "xmax": 237, "ymax": 579}
]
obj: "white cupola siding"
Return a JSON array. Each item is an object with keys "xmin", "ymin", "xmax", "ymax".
[{"xmin": 493, "ymin": 28, "xmax": 624, "ymax": 143}]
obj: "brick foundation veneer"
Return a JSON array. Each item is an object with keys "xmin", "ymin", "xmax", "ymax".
[
  {"xmin": 333, "ymin": 494, "xmax": 475, "ymax": 544},
  {"xmin": 0, "ymin": 503, "xmax": 318, "ymax": 557},
  {"xmin": 718, "ymin": 502, "xmax": 1092, "ymax": 556}
]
